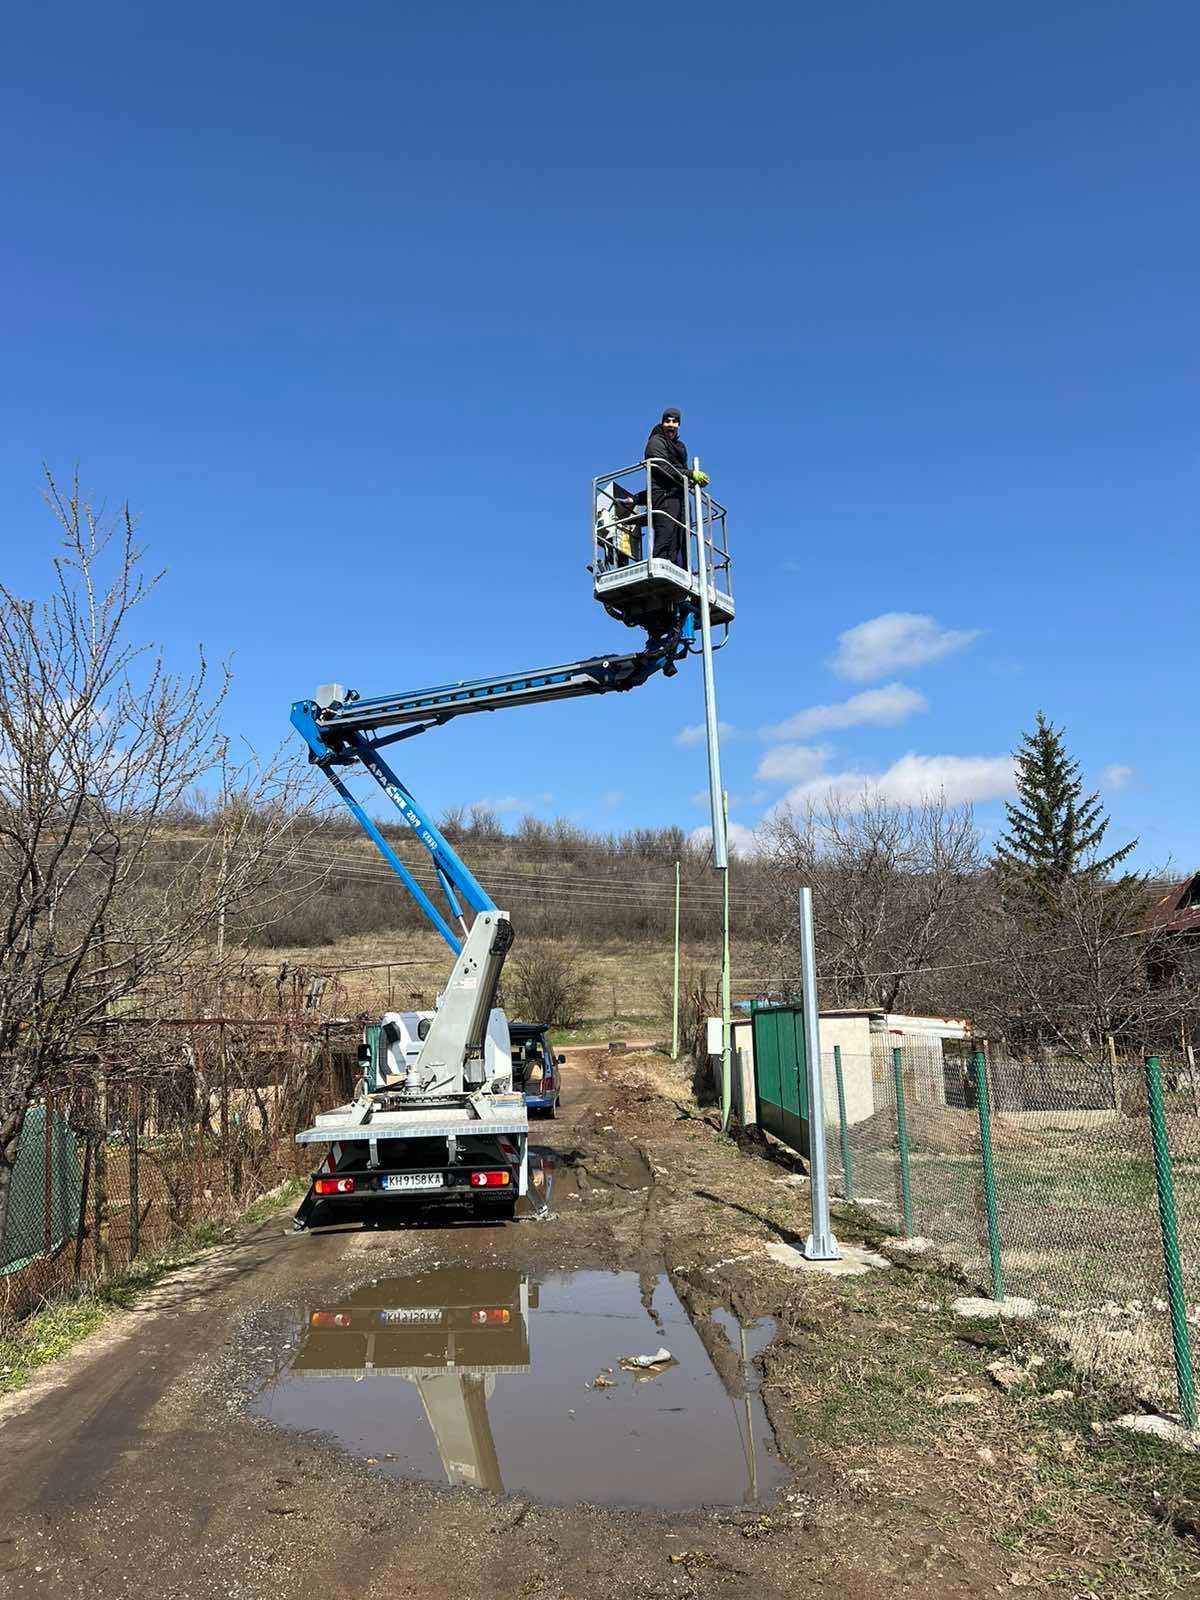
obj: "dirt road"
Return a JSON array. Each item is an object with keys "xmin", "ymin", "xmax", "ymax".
[{"xmin": 0, "ymin": 1050, "xmax": 1195, "ymax": 1600}]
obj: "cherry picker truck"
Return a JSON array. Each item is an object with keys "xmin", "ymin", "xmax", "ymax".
[{"xmin": 289, "ymin": 456, "xmax": 733, "ymax": 1230}]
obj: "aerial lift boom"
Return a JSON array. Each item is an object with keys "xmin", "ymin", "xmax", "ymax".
[{"xmin": 289, "ymin": 458, "xmax": 733, "ymax": 1229}]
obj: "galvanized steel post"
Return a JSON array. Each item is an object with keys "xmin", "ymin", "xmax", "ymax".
[
  {"xmin": 691, "ymin": 459, "xmax": 727, "ymax": 871},
  {"xmin": 721, "ymin": 792, "xmax": 732, "ymax": 1132},
  {"xmin": 833, "ymin": 1045, "xmax": 854, "ymax": 1203},
  {"xmin": 1145, "ymin": 1054, "xmax": 1197, "ymax": 1428},
  {"xmin": 973, "ymin": 1048, "xmax": 1004, "ymax": 1302},
  {"xmin": 892, "ymin": 1046, "xmax": 914, "ymax": 1237},
  {"xmin": 799, "ymin": 888, "xmax": 839, "ymax": 1260}
]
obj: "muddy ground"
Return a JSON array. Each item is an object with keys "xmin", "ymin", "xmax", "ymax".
[{"xmin": 1, "ymin": 1048, "xmax": 1197, "ymax": 1600}]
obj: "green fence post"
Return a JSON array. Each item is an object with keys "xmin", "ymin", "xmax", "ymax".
[
  {"xmin": 833, "ymin": 1045, "xmax": 854, "ymax": 1203},
  {"xmin": 671, "ymin": 860, "xmax": 680, "ymax": 1061},
  {"xmin": 1145, "ymin": 1054, "xmax": 1197, "ymax": 1429},
  {"xmin": 973, "ymin": 1049, "xmax": 1004, "ymax": 1303},
  {"xmin": 892, "ymin": 1046, "xmax": 914, "ymax": 1236}
]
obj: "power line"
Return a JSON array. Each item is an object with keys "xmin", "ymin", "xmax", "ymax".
[
  {"xmin": 280, "ymin": 854, "xmax": 681, "ymax": 906},
  {"xmin": 728, "ymin": 926, "xmax": 1147, "ymax": 988},
  {"xmin": 259, "ymin": 843, "xmax": 741, "ymax": 912},
  {"xmin": 149, "ymin": 831, "xmax": 736, "ymax": 900}
]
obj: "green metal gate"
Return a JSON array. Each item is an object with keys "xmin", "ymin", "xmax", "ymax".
[{"xmin": 751, "ymin": 1004, "xmax": 810, "ymax": 1156}]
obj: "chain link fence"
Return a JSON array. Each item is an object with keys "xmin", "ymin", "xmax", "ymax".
[
  {"xmin": 1, "ymin": 1017, "xmax": 361, "ymax": 1325},
  {"xmin": 821, "ymin": 1037, "xmax": 1200, "ymax": 1418}
]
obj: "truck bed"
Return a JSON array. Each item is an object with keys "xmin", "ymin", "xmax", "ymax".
[{"xmin": 296, "ymin": 1094, "xmax": 529, "ymax": 1145}]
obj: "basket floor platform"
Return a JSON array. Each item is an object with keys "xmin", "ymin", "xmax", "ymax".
[{"xmin": 593, "ymin": 557, "xmax": 735, "ymax": 628}]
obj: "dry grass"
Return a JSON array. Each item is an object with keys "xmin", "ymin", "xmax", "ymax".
[
  {"xmin": 0, "ymin": 1179, "xmax": 308, "ymax": 1396},
  {"xmin": 608, "ymin": 1048, "xmax": 1200, "ymax": 1599},
  {"xmin": 250, "ymin": 931, "xmax": 722, "ymax": 1024}
]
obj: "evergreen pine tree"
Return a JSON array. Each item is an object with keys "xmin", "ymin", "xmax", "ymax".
[{"xmin": 995, "ymin": 712, "xmax": 1136, "ymax": 887}]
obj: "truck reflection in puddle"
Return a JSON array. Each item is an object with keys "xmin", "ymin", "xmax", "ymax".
[
  {"xmin": 252, "ymin": 1267, "xmax": 785, "ymax": 1510},
  {"xmin": 286, "ymin": 1269, "xmax": 531, "ymax": 1494}
]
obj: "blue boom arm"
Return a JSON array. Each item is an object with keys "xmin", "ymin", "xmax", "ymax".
[{"xmin": 291, "ymin": 627, "xmax": 692, "ymax": 955}]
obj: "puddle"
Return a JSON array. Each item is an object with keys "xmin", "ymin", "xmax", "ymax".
[
  {"xmin": 248, "ymin": 1267, "xmax": 786, "ymax": 1510},
  {"xmin": 711, "ymin": 1306, "xmax": 777, "ymax": 1367}
]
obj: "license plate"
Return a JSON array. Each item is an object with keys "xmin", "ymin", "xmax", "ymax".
[
  {"xmin": 382, "ymin": 1172, "xmax": 444, "ymax": 1191},
  {"xmin": 380, "ymin": 1307, "xmax": 443, "ymax": 1324}
]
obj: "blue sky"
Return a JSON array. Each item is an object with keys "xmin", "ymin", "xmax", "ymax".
[{"xmin": 2, "ymin": 2, "xmax": 1196, "ymax": 869}]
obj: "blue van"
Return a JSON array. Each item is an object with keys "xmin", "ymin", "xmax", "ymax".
[{"xmin": 509, "ymin": 1023, "xmax": 562, "ymax": 1117}]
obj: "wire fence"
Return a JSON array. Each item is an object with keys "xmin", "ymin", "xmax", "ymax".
[
  {"xmin": 1, "ymin": 1017, "xmax": 361, "ymax": 1325},
  {"xmin": 821, "ymin": 1038, "xmax": 1200, "ymax": 1420}
]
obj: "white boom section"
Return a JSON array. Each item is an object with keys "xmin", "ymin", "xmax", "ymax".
[{"xmin": 402, "ymin": 910, "xmax": 515, "ymax": 1095}]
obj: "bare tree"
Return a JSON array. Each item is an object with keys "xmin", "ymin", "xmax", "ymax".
[
  {"xmin": 965, "ymin": 870, "xmax": 1193, "ymax": 1067},
  {"xmin": 0, "ymin": 473, "xmax": 321, "ymax": 1245},
  {"xmin": 755, "ymin": 790, "xmax": 984, "ymax": 1013}
]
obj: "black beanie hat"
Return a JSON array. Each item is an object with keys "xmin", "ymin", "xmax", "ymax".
[{"xmin": 662, "ymin": 407, "xmax": 681, "ymax": 422}]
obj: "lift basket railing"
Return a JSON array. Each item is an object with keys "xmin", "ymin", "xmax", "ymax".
[{"xmin": 592, "ymin": 458, "xmax": 731, "ymax": 596}]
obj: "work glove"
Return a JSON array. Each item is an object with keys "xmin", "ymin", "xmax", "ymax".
[{"xmin": 691, "ymin": 469, "xmax": 711, "ymax": 487}]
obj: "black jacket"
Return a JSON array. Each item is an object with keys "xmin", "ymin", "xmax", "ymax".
[{"xmin": 643, "ymin": 424, "xmax": 689, "ymax": 505}]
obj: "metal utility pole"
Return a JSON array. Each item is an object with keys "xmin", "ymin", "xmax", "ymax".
[
  {"xmin": 799, "ymin": 888, "xmax": 839, "ymax": 1261},
  {"xmin": 721, "ymin": 791, "xmax": 732, "ymax": 1131},
  {"xmin": 691, "ymin": 459, "xmax": 732, "ymax": 1124},
  {"xmin": 671, "ymin": 860, "xmax": 681, "ymax": 1060},
  {"xmin": 692, "ymin": 459, "xmax": 727, "ymax": 871}
]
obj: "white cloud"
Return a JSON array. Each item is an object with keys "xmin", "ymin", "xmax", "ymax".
[
  {"xmin": 600, "ymin": 789, "xmax": 624, "ymax": 810},
  {"xmin": 688, "ymin": 820, "xmax": 760, "ymax": 857},
  {"xmin": 755, "ymin": 743, "xmax": 831, "ymax": 783},
  {"xmin": 761, "ymin": 683, "xmax": 927, "ymax": 740},
  {"xmin": 831, "ymin": 614, "xmax": 980, "ymax": 682},
  {"xmin": 774, "ymin": 768, "xmax": 872, "ymax": 810},
  {"xmin": 472, "ymin": 791, "xmax": 555, "ymax": 815},
  {"xmin": 1101, "ymin": 763, "xmax": 1134, "ymax": 792},
  {"xmin": 726, "ymin": 822, "xmax": 759, "ymax": 856},
  {"xmin": 675, "ymin": 720, "xmax": 738, "ymax": 748},
  {"xmin": 780, "ymin": 752, "xmax": 1016, "ymax": 811}
]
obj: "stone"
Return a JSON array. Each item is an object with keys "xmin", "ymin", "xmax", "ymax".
[
  {"xmin": 952, "ymin": 1295, "xmax": 1037, "ymax": 1321},
  {"xmin": 986, "ymin": 1358, "xmax": 1028, "ymax": 1393},
  {"xmin": 764, "ymin": 1239, "xmax": 891, "ymax": 1276},
  {"xmin": 1115, "ymin": 1413, "xmax": 1200, "ymax": 1453}
]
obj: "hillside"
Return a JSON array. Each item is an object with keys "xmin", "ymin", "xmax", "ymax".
[
  {"xmin": 251, "ymin": 928, "xmax": 739, "ymax": 1040},
  {"xmin": 239, "ymin": 809, "xmax": 762, "ymax": 954}
]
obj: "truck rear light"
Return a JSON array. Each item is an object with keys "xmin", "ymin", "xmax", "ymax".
[
  {"xmin": 315, "ymin": 1176, "xmax": 356, "ymax": 1195},
  {"xmin": 310, "ymin": 1311, "xmax": 352, "ymax": 1328},
  {"xmin": 470, "ymin": 1309, "xmax": 511, "ymax": 1325},
  {"xmin": 469, "ymin": 1170, "xmax": 511, "ymax": 1187}
]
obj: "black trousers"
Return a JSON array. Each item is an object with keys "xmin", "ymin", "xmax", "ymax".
[{"xmin": 651, "ymin": 493, "xmax": 686, "ymax": 566}]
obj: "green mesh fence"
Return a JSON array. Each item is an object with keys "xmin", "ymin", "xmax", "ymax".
[
  {"xmin": 0, "ymin": 1019, "xmax": 359, "ymax": 1322},
  {"xmin": 819, "ymin": 1038, "xmax": 1200, "ymax": 1415},
  {"xmin": 1, "ymin": 1104, "xmax": 83, "ymax": 1275}
]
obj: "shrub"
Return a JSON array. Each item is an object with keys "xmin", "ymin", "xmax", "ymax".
[{"xmin": 504, "ymin": 945, "xmax": 594, "ymax": 1029}]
